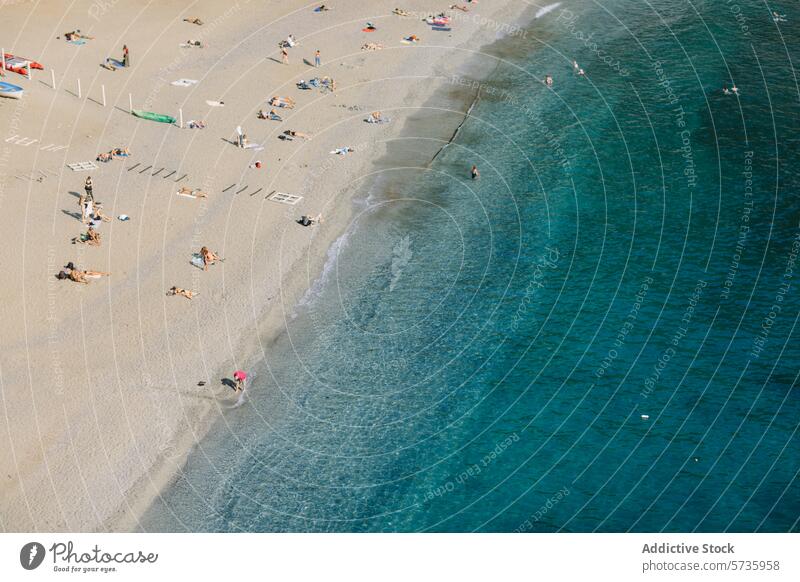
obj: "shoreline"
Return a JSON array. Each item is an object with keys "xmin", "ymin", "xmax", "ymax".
[
  {"xmin": 0, "ymin": 0, "xmax": 535, "ymax": 532},
  {"xmin": 131, "ymin": 2, "xmax": 540, "ymax": 533}
]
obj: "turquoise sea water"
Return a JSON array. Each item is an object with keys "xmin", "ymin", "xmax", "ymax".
[{"xmin": 144, "ymin": 0, "xmax": 800, "ymax": 532}]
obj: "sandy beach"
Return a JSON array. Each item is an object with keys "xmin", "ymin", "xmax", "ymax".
[{"xmin": 0, "ymin": 0, "xmax": 533, "ymax": 531}]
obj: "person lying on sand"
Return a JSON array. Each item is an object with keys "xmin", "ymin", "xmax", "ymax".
[
  {"xmin": 57, "ymin": 266, "xmax": 110, "ymax": 284},
  {"xmin": 361, "ymin": 42, "xmax": 384, "ymax": 51},
  {"xmin": 314, "ymin": 4, "xmax": 330, "ymax": 11},
  {"xmin": 200, "ymin": 246, "xmax": 221, "ymax": 271},
  {"xmin": 285, "ymin": 130, "xmax": 312, "ymax": 140},
  {"xmin": 177, "ymin": 187, "xmax": 208, "ymax": 198},
  {"xmin": 331, "ymin": 146, "xmax": 354, "ymax": 155},
  {"xmin": 187, "ymin": 120, "xmax": 206, "ymax": 129},
  {"xmin": 92, "ymin": 203, "xmax": 112, "ymax": 223},
  {"xmin": 299, "ymin": 214, "xmax": 324, "ymax": 227},
  {"xmin": 257, "ymin": 109, "xmax": 282, "ymax": 121},
  {"xmin": 72, "ymin": 226, "xmax": 101, "ymax": 246},
  {"xmin": 393, "ymin": 8, "xmax": 411, "ymax": 16},
  {"xmin": 183, "ymin": 17, "xmax": 204, "ymax": 25},
  {"xmin": 403, "ymin": 35, "xmax": 420, "ymax": 43},
  {"xmin": 97, "ymin": 147, "xmax": 130, "ymax": 162},
  {"xmin": 63, "ymin": 30, "xmax": 95, "ymax": 41},
  {"xmin": 269, "ymin": 96, "xmax": 295, "ymax": 108},
  {"xmin": 367, "ymin": 111, "xmax": 384, "ymax": 123},
  {"xmin": 183, "ymin": 40, "xmax": 205, "ymax": 48},
  {"xmin": 451, "ymin": 4, "xmax": 469, "ymax": 11},
  {"xmin": 167, "ymin": 286, "xmax": 197, "ymax": 299}
]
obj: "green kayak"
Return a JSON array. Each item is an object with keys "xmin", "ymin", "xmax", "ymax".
[{"xmin": 131, "ymin": 109, "xmax": 176, "ymax": 124}]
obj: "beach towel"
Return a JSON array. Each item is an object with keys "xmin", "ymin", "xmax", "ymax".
[
  {"xmin": 190, "ymin": 254, "xmax": 204, "ymax": 269},
  {"xmin": 68, "ymin": 40, "xmax": 86, "ymax": 46},
  {"xmin": 206, "ymin": 100, "xmax": 225, "ymax": 107},
  {"xmin": 330, "ymin": 147, "xmax": 354, "ymax": 155},
  {"xmin": 432, "ymin": 27, "xmax": 452, "ymax": 31},
  {"xmin": 171, "ymin": 78, "xmax": 198, "ymax": 87}
]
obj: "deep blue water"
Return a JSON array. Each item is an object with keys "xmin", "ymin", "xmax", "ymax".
[{"xmin": 144, "ymin": 0, "xmax": 800, "ymax": 532}]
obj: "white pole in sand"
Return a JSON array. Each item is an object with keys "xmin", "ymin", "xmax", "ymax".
[
  {"xmin": 129, "ymin": 93, "xmax": 133, "ymax": 113},
  {"xmin": 77, "ymin": 78, "xmax": 81, "ymax": 99},
  {"xmin": 25, "ymin": 61, "xmax": 31, "ymax": 80},
  {"xmin": 101, "ymin": 85, "xmax": 106, "ymax": 107},
  {"xmin": 51, "ymin": 69, "xmax": 56, "ymax": 89},
  {"xmin": 179, "ymin": 108, "xmax": 183, "ymax": 128}
]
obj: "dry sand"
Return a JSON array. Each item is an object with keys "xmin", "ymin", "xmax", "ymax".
[{"xmin": 0, "ymin": 0, "xmax": 532, "ymax": 531}]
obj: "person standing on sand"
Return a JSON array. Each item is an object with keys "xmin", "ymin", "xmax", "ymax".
[
  {"xmin": 84, "ymin": 176, "xmax": 94, "ymax": 201},
  {"xmin": 471, "ymin": 165, "xmax": 479, "ymax": 180},
  {"xmin": 122, "ymin": 44, "xmax": 129, "ymax": 67},
  {"xmin": 315, "ymin": 49, "xmax": 321, "ymax": 67},
  {"xmin": 281, "ymin": 47, "xmax": 289, "ymax": 64},
  {"xmin": 233, "ymin": 370, "xmax": 248, "ymax": 393}
]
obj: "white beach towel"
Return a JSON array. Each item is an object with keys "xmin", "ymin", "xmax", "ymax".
[{"xmin": 171, "ymin": 78, "xmax": 198, "ymax": 87}]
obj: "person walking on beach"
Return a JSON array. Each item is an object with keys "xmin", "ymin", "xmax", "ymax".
[
  {"xmin": 314, "ymin": 49, "xmax": 321, "ymax": 67},
  {"xmin": 281, "ymin": 47, "xmax": 289, "ymax": 64},
  {"xmin": 122, "ymin": 44, "xmax": 129, "ymax": 67},
  {"xmin": 471, "ymin": 165, "xmax": 479, "ymax": 180},
  {"xmin": 233, "ymin": 370, "xmax": 248, "ymax": 393}
]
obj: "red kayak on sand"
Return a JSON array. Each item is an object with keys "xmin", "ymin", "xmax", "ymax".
[{"xmin": 1, "ymin": 53, "xmax": 44, "ymax": 76}]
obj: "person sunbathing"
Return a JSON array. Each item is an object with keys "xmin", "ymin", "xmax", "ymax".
[
  {"xmin": 167, "ymin": 286, "xmax": 197, "ymax": 299},
  {"xmin": 185, "ymin": 39, "xmax": 204, "ymax": 47},
  {"xmin": 92, "ymin": 204, "xmax": 112, "ymax": 222},
  {"xmin": 286, "ymin": 130, "xmax": 312, "ymax": 140},
  {"xmin": 178, "ymin": 186, "xmax": 208, "ymax": 198},
  {"xmin": 200, "ymin": 246, "xmax": 221, "ymax": 271},
  {"xmin": 64, "ymin": 30, "xmax": 95, "ymax": 41},
  {"xmin": 299, "ymin": 214, "xmax": 323, "ymax": 226},
  {"xmin": 65, "ymin": 268, "xmax": 110, "ymax": 284},
  {"xmin": 269, "ymin": 96, "xmax": 295, "ymax": 108},
  {"xmin": 183, "ymin": 17, "xmax": 204, "ymax": 25},
  {"xmin": 187, "ymin": 120, "xmax": 206, "ymax": 129},
  {"xmin": 72, "ymin": 226, "xmax": 101, "ymax": 246},
  {"xmin": 404, "ymin": 35, "xmax": 420, "ymax": 42},
  {"xmin": 97, "ymin": 152, "xmax": 112, "ymax": 162},
  {"xmin": 393, "ymin": 8, "xmax": 411, "ymax": 16},
  {"xmin": 451, "ymin": 4, "xmax": 469, "ymax": 11},
  {"xmin": 368, "ymin": 111, "xmax": 383, "ymax": 123},
  {"xmin": 314, "ymin": 4, "xmax": 330, "ymax": 11},
  {"xmin": 112, "ymin": 147, "xmax": 130, "ymax": 156},
  {"xmin": 361, "ymin": 42, "xmax": 385, "ymax": 51}
]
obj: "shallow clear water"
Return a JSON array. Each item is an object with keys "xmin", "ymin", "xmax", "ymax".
[{"xmin": 144, "ymin": 0, "xmax": 800, "ymax": 532}]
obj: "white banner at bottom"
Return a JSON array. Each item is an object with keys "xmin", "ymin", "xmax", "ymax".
[{"xmin": 0, "ymin": 533, "xmax": 796, "ymax": 581}]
